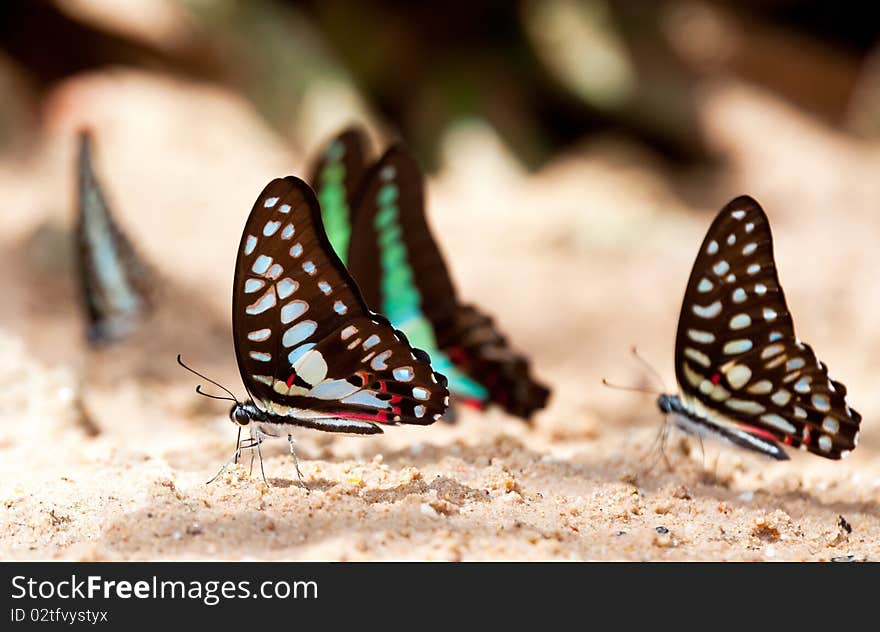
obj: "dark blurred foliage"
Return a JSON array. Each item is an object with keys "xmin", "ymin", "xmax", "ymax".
[
  {"xmin": 296, "ymin": 0, "xmax": 711, "ymax": 168},
  {"xmin": 0, "ymin": 0, "xmax": 878, "ymax": 168},
  {"xmin": 733, "ymin": 0, "xmax": 879, "ymax": 52},
  {"xmin": 0, "ymin": 0, "xmax": 222, "ymax": 86},
  {"xmin": 299, "ymin": 0, "xmax": 562, "ymax": 167}
]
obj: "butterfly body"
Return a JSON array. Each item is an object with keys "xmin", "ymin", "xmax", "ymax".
[
  {"xmin": 666, "ymin": 195, "xmax": 861, "ymax": 460},
  {"xmin": 227, "ymin": 399, "xmax": 384, "ymax": 437},
  {"xmin": 657, "ymin": 394, "xmax": 787, "ymax": 460}
]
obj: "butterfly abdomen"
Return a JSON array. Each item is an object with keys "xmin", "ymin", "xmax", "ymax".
[{"xmin": 659, "ymin": 393, "xmax": 789, "ymax": 460}]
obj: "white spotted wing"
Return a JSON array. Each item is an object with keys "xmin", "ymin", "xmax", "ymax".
[
  {"xmin": 232, "ymin": 176, "xmax": 448, "ymax": 433},
  {"xmin": 674, "ymin": 195, "xmax": 860, "ymax": 458}
]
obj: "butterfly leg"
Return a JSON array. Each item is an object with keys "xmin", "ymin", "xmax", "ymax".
[
  {"xmin": 288, "ymin": 435, "xmax": 309, "ymax": 492},
  {"xmin": 244, "ymin": 428, "xmax": 259, "ymax": 475},
  {"xmin": 206, "ymin": 428, "xmax": 245, "ymax": 485},
  {"xmin": 255, "ymin": 439, "xmax": 269, "ymax": 487},
  {"xmin": 233, "ymin": 426, "xmax": 242, "ymax": 465},
  {"xmin": 697, "ymin": 435, "xmax": 706, "ymax": 470},
  {"xmin": 659, "ymin": 424, "xmax": 673, "ymax": 472},
  {"xmin": 206, "ymin": 452, "xmax": 238, "ymax": 485},
  {"xmin": 242, "ymin": 433, "xmax": 257, "ymax": 475},
  {"xmin": 642, "ymin": 419, "xmax": 669, "ymax": 476},
  {"xmin": 246, "ymin": 427, "xmax": 270, "ymax": 487}
]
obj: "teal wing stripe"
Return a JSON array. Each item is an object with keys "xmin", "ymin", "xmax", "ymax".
[
  {"xmin": 316, "ymin": 140, "xmax": 352, "ymax": 264},
  {"xmin": 374, "ymin": 181, "xmax": 487, "ymax": 400}
]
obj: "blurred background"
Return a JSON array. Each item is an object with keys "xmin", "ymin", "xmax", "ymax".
[
  {"xmin": 3, "ymin": 0, "xmax": 880, "ymax": 561},
  {"xmin": 4, "ymin": 0, "xmax": 880, "ymax": 162},
  {"xmin": 1, "ymin": 0, "xmax": 880, "ymax": 492}
]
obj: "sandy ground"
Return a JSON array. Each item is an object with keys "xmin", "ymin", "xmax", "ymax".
[{"xmin": 2, "ymin": 70, "xmax": 880, "ymax": 560}]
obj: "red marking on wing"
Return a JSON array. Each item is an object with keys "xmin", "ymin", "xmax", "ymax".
[
  {"xmin": 802, "ymin": 426, "xmax": 811, "ymax": 445},
  {"xmin": 286, "ymin": 373, "xmax": 296, "ymax": 388},
  {"xmin": 711, "ymin": 373, "xmax": 722, "ymax": 385},
  {"xmin": 448, "ymin": 346, "xmax": 467, "ymax": 364},
  {"xmin": 329, "ymin": 411, "xmax": 388, "ymax": 423},
  {"xmin": 736, "ymin": 422, "xmax": 778, "ymax": 442},
  {"xmin": 459, "ymin": 397, "xmax": 487, "ymax": 411}
]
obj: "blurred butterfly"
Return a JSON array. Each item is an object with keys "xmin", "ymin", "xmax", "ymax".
[
  {"xmin": 310, "ymin": 127, "xmax": 550, "ymax": 421},
  {"xmin": 658, "ymin": 196, "xmax": 861, "ymax": 460},
  {"xmin": 183, "ymin": 176, "xmax": 449, "ymax": 487},
  {"xmin": 75, "ymin": 129, "xmax": 153, "ymax": 344}
]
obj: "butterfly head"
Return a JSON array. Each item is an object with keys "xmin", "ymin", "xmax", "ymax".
[
  {"xmin": 229, "ymin": 400, "xmax": 264, "ymax": 427},
  {"xmin": 656, "ymin": 393, "xmax": 680, "ymax": 415},
  {"xmin": 177, "ymin": 355, "xmax": 264, "ymax": 428}
]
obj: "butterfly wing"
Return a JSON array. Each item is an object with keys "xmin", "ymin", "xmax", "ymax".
[
  {"xmin": 347, "ymin": 144, "xmax": 550, "ymax": 419},
  {"xmin": 308, "ymin": 127, "xmax": 370, "ymax": 264},
  {"xmin": 75, "ymin": 129, "xmax": 153, "ymax": 344},
  {"xmin": 443, "ymin": 304, "xmax": 550, "ymax": 418},
  {"xmin": 674, "ymin": 195, "xmax": 860, "ymax": 458},
  {"xmin": 232, "ymin": 176, "xmax": 448, "ymax": 433},
  {"xmin": 347, "ymin": 144, "xmax": 458, "ymax": 328}
]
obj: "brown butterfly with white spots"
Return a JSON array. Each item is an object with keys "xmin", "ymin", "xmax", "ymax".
[
  {"xmin": 657, "ymin": 195, "xmax": 861, "ymax": 460},
  {"xmin": 184, "ymin": 176, "xmax": 449, "ymax": 487}
]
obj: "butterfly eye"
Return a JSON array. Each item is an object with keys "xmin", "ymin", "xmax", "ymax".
[{"xmin": 230, "ymin": 406, "xmax": 250, "ymax": 426}]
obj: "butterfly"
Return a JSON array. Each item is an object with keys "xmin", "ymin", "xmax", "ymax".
[
  {"xmin": 310, "ymin": 128, "xmax": 550, "ymax": 420},
  {"xmin": 199, "ymin": 175, "xmax": 449, "ymax": 486},
  {"xmin": 658, "ymin": 195, "xmax": 861, "ymax": 460},
  {"xmin": 76, "ymin": 129, "xmax": 153, "ymax": 344}
]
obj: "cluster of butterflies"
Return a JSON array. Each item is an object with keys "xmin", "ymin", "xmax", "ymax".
[{"xmin": 76, "ymin": 126, "xmax": 862, "ymax": 487}]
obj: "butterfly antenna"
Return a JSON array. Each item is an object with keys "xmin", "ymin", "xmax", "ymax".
[
  {"xmin": 195, "ymin": 385, "xmax": 236, "ymax": 402},
  {"xmin": 601, "ymin": 378, "xmax": 660, "ymax": 395},
  {"xmin": 630, "ymin": 346, "xmax": 668, "ymax": 392},
  {"xmin": 177, "ymin": 355, "xmax": 239, "ymax": 403}
]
